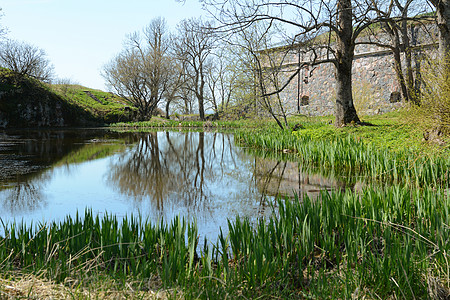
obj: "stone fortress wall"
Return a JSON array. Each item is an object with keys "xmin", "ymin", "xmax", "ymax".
[{"xmin": 264, "ymin": 24, "xmax": 438, "ymax": 117}]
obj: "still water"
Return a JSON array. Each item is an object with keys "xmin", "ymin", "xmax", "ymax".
[{"xmin": 0, "ymin": 129, "xmax": 343, "ymax": 241}]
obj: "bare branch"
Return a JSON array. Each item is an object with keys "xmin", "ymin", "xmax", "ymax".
[{"xmin": 0, "ymin": 39, "xmax": 54, "ymax": 82}]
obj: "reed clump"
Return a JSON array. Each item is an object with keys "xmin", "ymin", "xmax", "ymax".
[
  {"xmin": 236, "ymin": 129, "xmax": 450, "ymax": 188},
  {"xmin": 0, "ymin": 214, "xmax": 199, "ymax": 291},
  {"xmin": 1, "ymin": 185, "xmax": 449, "ymax": 298}
]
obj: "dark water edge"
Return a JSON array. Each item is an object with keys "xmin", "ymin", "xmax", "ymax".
[{"xmin": 0, "ymin": 128, "xmax": 117, "ymax": 179}]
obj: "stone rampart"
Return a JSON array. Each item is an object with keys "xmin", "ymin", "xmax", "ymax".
[{"xmin": 263, "ymin": 24, "xmax": 438, "ymax": 117}]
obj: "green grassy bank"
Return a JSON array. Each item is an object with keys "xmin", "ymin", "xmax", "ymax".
[
  {"xmin": 1, "ymin": 111, "xmax": 449, "ymax": 299},
  {"xmin": 0, "ymin": 69, "xmax": 135, "ymax": 127},
  {"xmin": 51, "ymin": 84, "xmax": 136, "ymax": 124}
]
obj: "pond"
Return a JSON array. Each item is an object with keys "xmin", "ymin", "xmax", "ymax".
[{"xmin": 0, "ymin": 129, "xmax": 347, "ymax": 241}]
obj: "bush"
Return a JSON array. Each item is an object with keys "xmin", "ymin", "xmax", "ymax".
[{"xmin": 411, "ymin": 55, "xmax": 450, "ymax": 136}]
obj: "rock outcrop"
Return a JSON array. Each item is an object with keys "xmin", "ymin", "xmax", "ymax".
[{"xmin": 0, "ymin": 71, "xmax": 100, "ymax": 128}]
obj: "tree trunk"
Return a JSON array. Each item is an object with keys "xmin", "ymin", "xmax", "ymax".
[
  {"xmin": 392, "ymin": 46, "xmax": 409, "ymax": 103},
  {"xmin": 165, "ymin": 100, "xmax": 171, "ymax": 119},
  {"xmin": 335, "ymin": 60, "xmax": 359, "ymax": 126},
  {"xmin": 335, "ymin": 0, "xmax": 360, "ymax": 127},
  {"xmin": 138, "ymin": 102, "xmax": 149, "ymax": 121},
  {"xmin": 198, "ymin": 73, "xmax": 206, "ymax": 121},
  {"xmin": 401, "ymin": 22, "xmax": 415, "ymax": 101},
  {"xmin": 383, "ymin": 20, "xmax": 410, "ymax": 103},
  {"xmin": 198, "ymin": 94, "xmax": 205, "ymax": 121},
  {"xmin": 436, "ymin": 0, "xmax": 450, "ymax": 60}
]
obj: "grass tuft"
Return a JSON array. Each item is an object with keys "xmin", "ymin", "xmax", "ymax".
[{"xmin": 1, "ymin": 185, "xmax": 449, "ymax": 298}]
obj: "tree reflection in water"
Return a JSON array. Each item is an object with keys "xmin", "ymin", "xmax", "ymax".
[
  {"xmin": 107, "ymin": 131, "xmax": 239, "ymax": 215},
  {"xmin": 252, "ymin": 158, "xmax": 350, "ymax": 201},
  {"xmin": 2, "ymin": 180, "xmax": 46, "ymax": 213},
  {"xmin": 107, "ymin": 131, "xmax": 350, "ymax": 219},
  {"xmin": 107, "ymin": 132, "xmax": 169, "ymax": 209},
  {"xmin": 0, "ymin": 129, "xmax": 352, "ymax": 229}
]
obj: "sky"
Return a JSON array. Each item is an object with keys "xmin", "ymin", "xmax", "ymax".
[{"xmin": 0, "ymin": 0, "xmax": 205, "ymax": 90}]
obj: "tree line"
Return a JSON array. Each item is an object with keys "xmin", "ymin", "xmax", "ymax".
[
  {"xmin": 92, "ymin": 0, "xmax": 450, "ymax": 128},
  {"xmin": 0, "ymin": 1, "xmax": 449, "ymax": 128},
  {"xmin": 102, "ymin": 17, "xmax": 240, "ymax": 122}
]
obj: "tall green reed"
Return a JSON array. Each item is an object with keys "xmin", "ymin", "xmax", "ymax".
[
  {"xmin": 212, "ymin": 186, "xmax": 449, "ymax": 298},
  {"xmin": 1, "ymin": 185, "xmax": 449, "ymax": 298},
  {"xmin": 236, "ymin": 130, "xmax": 450, "ymax": 188},
  {"xmin": 0, "ymin": 212, "xmax": 198, "ymax": 287}
]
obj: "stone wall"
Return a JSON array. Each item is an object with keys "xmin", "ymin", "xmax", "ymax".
[{"xmin": 263, "ymin": 24, "xmax": 438, "ymax": 117}]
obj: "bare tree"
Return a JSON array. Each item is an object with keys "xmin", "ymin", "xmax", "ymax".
[
  {"xmin": 175, "ymin": 18, "xmax": 216, "ymax": 121},
  {"xmin": 236, "ymin": 21, "xmax": 294, "ymax": 129},
  {"xmin": 178, "ymin": 79, "xmax": 196, "ymax": 115},
  {"xmin": 0, "ymin": 39, "xmax": 54, "ymax": 82},
  {"xmin": 163, "ymin": 57, "xmax": 185, "ymax": 119},
  {"xmin": 364, "ymin": 0, "xmax": 432, "ymax": 103},
  {"xmin": 428, "ymin": 0, "xmax": 450, "ymax": 60},
  {"xmin": 206, "ymin": 62, "xmax": 220, "ymax": 113},
  {"xmin": 206, "ymin": 48, "xmax": 239, "ymax": 115},
  {"xmin": 103, "ymin": 17, "xmax": 172, "ymax": 120},
  {"xmin": 220, "ymin": 29, "xmax": 263, "ymax": 119},
  {"xmin": 203, "ymin": 0, "xmax": 403, "ymax": 126}
]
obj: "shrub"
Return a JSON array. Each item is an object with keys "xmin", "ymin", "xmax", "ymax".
[{"xmin": 411, "ymin": 55, "xmax": 450, "ymax": 136}]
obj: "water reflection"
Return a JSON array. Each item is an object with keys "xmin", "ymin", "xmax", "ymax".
[
  {"xmin": 107, "ymin": 131, "xmax": 352, "ymax": 217},
  {"xmin": 0, "ymin": 129, "xmax": 126, "ymax": 213},
  {"xmin": 107, "ymin": 131, "xmax": 252, "ymax": 217},
  {"xmin": 254, "ymin": 159, "xmax": 347, "ymax": 199},
  {"xmin": 2, "ymin": 180, "xmax": 47, "ymax": 213},
  {"xmin": 0, "ymin": 129, "xmax": 357, "ymax": 240},
  {"xmin": 247, "ymin": 148, "xmax": 364, "ymax": 198},
  {"xmin": 108, "ymin": 132, "xmax": 183, "ymax": 208}
]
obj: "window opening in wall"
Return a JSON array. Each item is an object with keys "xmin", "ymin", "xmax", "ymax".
[
  {"xmin": 304, "ymin": 65, "xmax": 309, "ymax": 84},
  {"xmin": 389, "ymin": 91, "xmax": 401, "ymax": 103},
  {"xmin": 301, "ymin": 95, "xmax": 309, "ymax": 106}
]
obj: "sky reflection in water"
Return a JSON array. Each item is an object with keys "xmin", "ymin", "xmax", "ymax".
[{"xmin": 0, "ymin": 130, "xmax": 342, "ymax": 241}]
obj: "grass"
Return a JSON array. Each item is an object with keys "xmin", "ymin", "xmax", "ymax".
[
  {"xmin": 113, "ymin": 109, "xmax": 448, "ymax": 153},
  {"xmin": 0, "ymin": 186, "xmax": 449, "ymax": 299},
  {"xmin": 110, "ymin": 117, "xmax": 265, "ymax": 131},
  {"xmin": 0, "ymin": 272, "xmax": 171, "ymax": 299},
  {"xmin": 51, "ymin": 84, "xmax": 136, "ymax": 123},
  {"xmin": 235, "ymin": 111, "xmax": 450, "ymax": 188},
  {"xmin": 1, "ymin": 109, "xmax": 449, "ymax": 298},
  {"xmin": 0, "ymin": 69, "xmax": 120, "ymax": 127},
  {"xmin": 238, "ymin": 131, "xmax": 450, "ymax": 187},
  {"xmin": 289, "ymin": 111, "xmax": 448, "ymax": 153},
  {"xmin": 0, "ymin": 68, "xmax": 135, "ymax": 126}
]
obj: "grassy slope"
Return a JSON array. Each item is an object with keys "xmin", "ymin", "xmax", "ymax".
[
  {"xmin": 0, "ymin": 68, "xmax": 135, "ymax": 127},
  {"xmin": 51, "ymin": 84, "xmax": 136, "ymax": 123}
]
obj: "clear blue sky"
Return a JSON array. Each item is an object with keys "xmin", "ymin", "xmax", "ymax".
[{"xmin": 1, "ymin": 0, "xmax": 205, "ymax": 90}]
